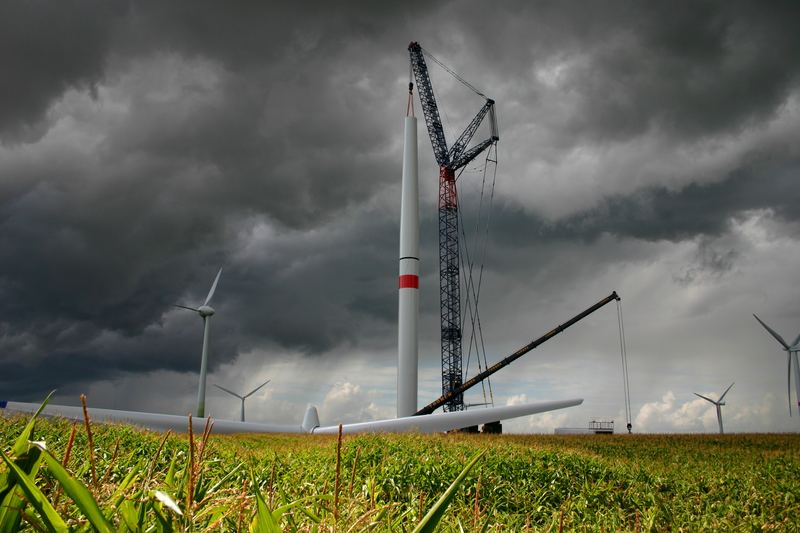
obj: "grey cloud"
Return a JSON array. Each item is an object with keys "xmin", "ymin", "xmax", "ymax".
[
  {"xmin": 562, "ymin": 2, "xmax": 800, "ymax": 143},
  {"xmin": 470, "ymin": 155, "xmax": 797, "ymax": 291},
  {"xmin": 591, "ymin": 158, "xmax": 800, "ymax": 241},
  {"xmin": 674, "ymin": 237, "xmax": 739, "ymax": 286},
  {"xmin": 439, "ymin": 2, "xmax": 800, "ymax": 148},
  {"xmin": 487, "ymin": 156, "xmax": 800, "ymax": 247}
]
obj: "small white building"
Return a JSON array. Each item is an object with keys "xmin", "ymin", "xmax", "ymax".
[{"xmin": 555, "ymin": 420, "xmax": 614, "ymax": 435}]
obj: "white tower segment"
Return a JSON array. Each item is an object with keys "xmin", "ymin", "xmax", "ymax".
[{"xmin": 397, "ymin": 113, "xmax": 420, "ymax": 418}]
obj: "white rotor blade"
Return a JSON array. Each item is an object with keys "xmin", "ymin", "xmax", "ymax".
[
  {"xmin": 3, "ymin": 398, "xmax": 583, "ymax": 435},
  {"xmin": 1, "ymin": 401, "xmax": 302, "ymax": 434},
  {"xmin": 694, "ymin": 392, "xmax": 717, "ymax": 405},
  {"xmin": 174, "ymin": 304, "xmax": 200, "ymax": 312},
  {"xmin": 213, "ymin": 384, "xmax": 243, "ymax": 400},
  {"xmin": 312, "ymin": 399, "xmax": 583, "ymax": 434},
  {"xmin": 753, "ymin": 314, "xmax": 790, "ymax": 350},
  {"xmin": 244, "ymin": 379, "xmax": 270, "ymax": 399},
  {"xmin": 204, "ymin": 268, "xmax": 223, "ymax": 306},
  {"xmin": 718, "ymin": 382, "xmax": 734, "ymax": 402}
]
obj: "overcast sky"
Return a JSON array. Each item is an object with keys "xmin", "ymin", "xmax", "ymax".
[{"xmin": 2, "ymin": 1, "xmax": 799, "ymax": 433}]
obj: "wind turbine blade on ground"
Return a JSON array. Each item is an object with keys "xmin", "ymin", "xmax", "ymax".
[
  {"xmin": 213, "ymin": 384, "xmax": 243, "ymax": 400},
  {"xmin": 311, "ymin": 399, "xmax": 584, "ymax": 434},
  {"xmin": 174, "ymin": 304, "xmax": 200, "ymax": 312},
  {"xmin": 204, "ymin": 268, "xmax": 223, "ymax": 306},
  {"xmin": 2, "ymin": 398, "xmax": 584, "ymax": 435},
  {"xmin": 694, "ymin": 392, "xmax": 717, "ymax": 405},
  {"xmin": 2, "ymin": 401, "xmax": 302, "ymax": 434},
  {"xmin": 719, "ymin": 382, "xmax": 735, "ymax": 402},
  {"xmin": 244, "ymin": 379, "xmax": 270, "ymax": 398},
  {"xmin": 753, "ymin": 314, "xmax": 790, "ymax": 350}
]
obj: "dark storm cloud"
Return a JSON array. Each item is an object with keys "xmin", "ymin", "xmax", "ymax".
[
  {"xmin": 217, "ymin": 214, "xmax": 401, "ymax": 354},
  {"xmin": 2, "ymin": 1, "xmax": 799, "ymax": 404},
  {"xmin": 0, "ymin": 0, "xmax": 436, "ymax": 399},
  {"xmin": 560, "ymin": 1, "xmax": 800, "ymax": 143},
  {"xmin": 575, "ymin": 157, "xmax": 800, "ymax": 241},
  {"xmin": 0, "ymin": 0, "xmax": 126, "ymax": 141},
  {"xmin": 488, "ymin": 156, "xmax": 800, "ymax": 249},
  {"xmin": 440, "ymin": 1, "xmax": 800, "ymax": 147},
  {"xmin": 673, "ymin": 238, "xmax": 738, "ymax": 286},
  {"xmin": 0, "ymin": 320, "xmax": 214, "ymax": 400},
  {"xmin": 0, "ymin": 205, "xmax": 403, "ymax": 396}
]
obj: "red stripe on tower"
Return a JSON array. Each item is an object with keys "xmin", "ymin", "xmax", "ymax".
[{"xmin": 399, "ymin": 275, "xmax": 419, "ymax": 289}]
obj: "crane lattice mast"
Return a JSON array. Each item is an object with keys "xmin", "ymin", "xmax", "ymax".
[{"xmin": 408, "ymin": 42, "xmax": 498, "ymax": 412}]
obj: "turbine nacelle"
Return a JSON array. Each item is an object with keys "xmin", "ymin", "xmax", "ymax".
[{"xmin": 198, "ymin": 305, "xmax": 215, "ymax": 318}]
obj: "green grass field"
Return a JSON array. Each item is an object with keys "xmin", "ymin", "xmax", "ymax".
[{"xmin": 1, "ymin": 409, "xmax": 798, "ymax": 531}]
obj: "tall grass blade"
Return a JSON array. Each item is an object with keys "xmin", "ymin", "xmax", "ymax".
[
  {"xmin": 1, "ymin": 436, "xmax": 48, "ymax": 532},
  {"xmin": 32, "ymin": 443, "xmax": 115, "ymax": 533},
  {"xmin": 111, "ymin": 459, "xmax": 142, "ymax": 508},
  {"xmin": 0, "ymin": 448, "xmax": 68, "ymax": 533},
  {"xmin": 117, "ymin": 499, "xmax": 140, "ymax": 532},
  {"xmin": 272, "ymin": 494, "xmax": 332, "ymax": 522},
  {"xmin": 206, "ymin": 461, "xmax": 243, "ymax": 495},
  {"xmin": 250, "ymin": 489, "xmax": 281, "ymax": 533},
  {"xmin": 79, "ymin": 394, "xmax": 98, "ymax": 490},
  {"xmin": 152, "ymin": 502, "xmax": 174, "ymax": 532},
  {"xmin": 12, "ymin": 391, "xmax": 54, "ymax": 456},
  {"xmin": 412, "ymin": 451, "xmax": 485, "ymax": 533},
  {"xmin": 0, "ymin": 489, "xmax": 24, "ymax": 533}
]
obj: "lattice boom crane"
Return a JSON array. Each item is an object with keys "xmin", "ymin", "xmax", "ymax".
[{"xmin": 408, "ymin": 42, "xmax": 499, "ymax": 412}]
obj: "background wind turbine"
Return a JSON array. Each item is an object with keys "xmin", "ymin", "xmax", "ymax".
[
  {"xmin": 694, "ymin": 382, "xmax": 734, "ymax": 434},
  {"xmin": 175, "ymin": 267, "xmax": 222, "ymax": 418},
  {"xmin": 214, "ymin": 379, "xmax": 270, "ymax": 422},
  {"xmin": 753, "ymin": 314, "xmax": 800, "ymax": 416}
]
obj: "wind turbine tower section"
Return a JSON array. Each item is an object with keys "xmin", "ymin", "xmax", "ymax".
[
  {"xmin": 397, "ymin": 95, "xmax": 420, "ymax": 418},
  {"xmin": 408, "ymin": 42, "xmax": 498, "ymax": 412}
]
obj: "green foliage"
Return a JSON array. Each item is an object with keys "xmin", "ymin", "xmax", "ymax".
[
  {"xmin": 0, "ymin": 447, "xmax": 66, "ymax": 533},
  {"xmin": 413, "ymin": 450, "xmax": 484, "ymax": 533},
  {"xmin": 1, "ymin": 407, "xmax": 799, "ymax": 531},
  {"xmin": 32, "ymin": 444, "xmax": 114, "ymax": 532}
]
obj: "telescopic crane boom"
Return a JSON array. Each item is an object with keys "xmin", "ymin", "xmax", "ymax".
[
  {"xmin": 408, "ymin": 41, "xmax": 499, "ymax": 412},
  {"xmin": 415, "ymin": 292, "xmax": 621, "ymax": 416}
]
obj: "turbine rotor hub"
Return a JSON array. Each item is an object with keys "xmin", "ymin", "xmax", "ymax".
[{"xmin": 198, "ymin": 305, "xmax": 215, "ymax": 317}]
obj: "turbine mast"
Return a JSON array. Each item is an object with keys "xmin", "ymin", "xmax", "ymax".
[
  {"xmin": 397, "ymin": 84, "xmax": 420, "ymax": 418},
  {"xmin": 175, "ymin": 267, "xmax": 221, "ymax": 419},
  {"xmin": 197, "ymin": 316, "xmax": 211, "ymax": 417}
]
